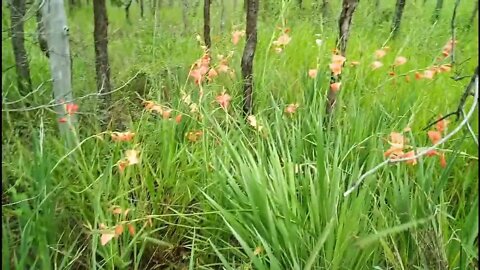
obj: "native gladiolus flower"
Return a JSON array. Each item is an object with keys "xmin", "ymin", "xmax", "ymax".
[
  {"xmin": 330, "ymin": 82, "xmax": 341, "ymax": 92},
  {"xmin": 186, "ymin": 130, "xmax": 203, "ymax": 142},
  {"xmin": 439, "ymin": 153, "xmax": 447, "ymax": 168},
  {"xmin": 394, "ymin": 56, "xmax": 407, "ymax": 66},
  {"xmin": 375, "ymin": 49, "xmax": 387, "ymax": 59},
  {"xmin": 436, "ymin": 118, "xmax": 448, "ymax": 133},
  {"xmin": 405, "ymin": 75, "xmax": 411, "ymax": 82},
  {"xmin": 207, "ymin": 68, "xmax": 218, "ymax": 81},
  {"xmin": 423, "ymin": 69, "xmax": 435, "ymax": 79},
  {"xmin": 175, "ymin": 114, "xmax": 182, "ymax": 124},
  {"xmin": 65, "ymin": 103, "xmax": 79, "ymax": 115},
  {"xmin": 111, "ymin": 131, "xmax": 135, "ymax": 142},
  {"xmin": 332, "ymin": 54, "xmax": 346, "ymax": 65},
  {"xmin": 402, "ymin": 150, "xmax": 417, "ymax": 165},
  {"xmin": 371, "ymin": 61, "xmax": 383, "ymax": 70},
  {"xmin": 231, "ymin": 30, "xmax": 245, "ymax": 45},
  {"xmin": 125, "ymin": 149, "xmax": 140, "ymax": 165},
  {"xmin": 247, "ymin": 115, "xmax": 263, "ymax": 131},
  {"xmin": 329, "ymin": 62, "xmax": 343, "ymax": 76},
  {"xmin": 442, "ymin": 39, "xmax": 457, "ymax": 57},
  {"xmin": 100, "ymin": 231, "xmax": 115, "ymax": 246},
  {"xmin": 284, "ymin": 103, "xmax": 299, "ymax": 115},
  {"xmin": 308, "ymin": 69, "xmax": 318, "ymax": 78},
  {"xmin": 384, "ymin": 132, "xmax": 406, "ymax": 158},
  {"xmin": 388, "ymin": 71, "xmax": 396, "ymax": 76},
  {"xmin": 127, "ymin": 224, "xmax": 136, "ymax": 236},
  {"xmin": 215, "ymin": 92, "xmax": 232, "ymax": 110},
  {"xmin": 114, "ymin": 225, "xmax": 124, "ymax": 236},
  {"xmin": 118, "ymin": 160, "xmax": 129, "ymax": 172},
  {"xmin": 428, "ymin": 130, "xmax": 442, "ymax": 144},
  {"xmin": 439, "ymin": 64, "xmax": 452, "ymax": 73},
  {"xmin": 273, "ymin": 33, "xmax": 292, "ymax": 46}
]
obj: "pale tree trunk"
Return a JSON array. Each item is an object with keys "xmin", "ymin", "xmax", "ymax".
[
  {"xmin": 10, "ymin": 0, "xmax": 32, "ymax": 96},
  {"xmin": 93, "ymin": 0, "xmax": 112, "ymax": 128},
  {"xmin": 139, "ymin": 0, "xmax": 144, "ymax": 18},
  {"xmin": 233, "ymin": 0, "xmax": 238, "ymax": 12},
  {"xmin": 220, "ymin": 0, "xmax": 226, "ymax": 33},
  {"xmin": 432, "ymin": 0, "xmax": 443, "ymax": 22},
  {"xmin": 392, "ymin": 0, "xmax": 406, "ymax": 37},
  {"xmin": 468, "ymin": 0, "xmax": 479, "ymax": 26},
  {"xmin": 41, "ymin": 0, "xmax": 76, "ymax": 141},
  {"xmin": 326, "ymin": 0, "xmax": 359, "ymax": 116},
  {"xmin": 36, "ymin": 8, "xmax": 49, "ymax": 58},
  {"xmin": 192, "ymin": 0, "xmax": 201, "ymax": 17},
  {"xmin": 181, "ymin": 0, "xmax": 189, "ymax": 34},
  {"xmin": 204, "ymin": 0, "xmax": 211, "ymax": 49},
  {"xmin": 241, "ymin": 0, "xmax": 258, "ymax": 116}
]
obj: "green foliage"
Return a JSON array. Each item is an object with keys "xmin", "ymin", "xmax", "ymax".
[{"xmin": 2, "ymin": 0, "xmax": 478, "ymax": 269}]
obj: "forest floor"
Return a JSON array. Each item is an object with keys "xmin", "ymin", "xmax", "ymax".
[{"xmin": 2, "ymin": 1, "xmax": 479, "ymax": 269}]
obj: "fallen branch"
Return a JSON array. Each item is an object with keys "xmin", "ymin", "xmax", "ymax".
[{"xmin": 344, "ymin": 70, "xmax": 478, "ymax": 197}]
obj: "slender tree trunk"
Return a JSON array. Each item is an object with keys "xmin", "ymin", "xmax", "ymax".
[
  {"xmin": 125, "ymin": 0, "xmax": 132, "ymax": 23},
  {"xmin": 41, "ymin": 0, "xmax": 76, "ymax": 140},
  {"xmin": 151, "ymin": 0, "xmax": 156, "ymax": 15},
  {"xmin": 233, "ymin": 0, "xmax": 238, "ymax": 12},
  {"xmin": 203, "ymin": 0, "xmax": 211, "ymax": 49},
  {"xmin": 298, "ymin": 0, "xmax": 303, "ymax": 9},
  {"xmin": 432, "ymin": 0, "xmax": 443, "ymax": 22},
  {"xmin": 241, "ymin": 0, "xmax": 258, "ymax": 116},
  {"xmin": 139, "ymin": 0, "xmax": 144, "ymax": 18},
  {"xmin": 468, "ymin": 0, "xmax": 479, "ymax": 26},
  {"xmin": 321, "ymin": 0, "xmax": 330, "ymax": 18},
  {"xmin": 392, "ymin": 0, "xmax": 406, "ymax": 37},
  {"xmin": 35, "ymin": 8, "xmax": 49, "ymax": 58},
  {"xmin": 93, "ymin": 0, "xmax": 112, "ymax": 128},
  {"xmin": 326, "ymin": 0, "xmax": 359, "ymax": 116},
  {"xmin": 192, "ymin": 0, "xmax": 201, "ymax": 17},
  {"xmin": 220, "ymin": 0, "xmax": 226, "ymax": 33},
  {"xmin": 181, "ymin": 0, "xmax": 189, "ymax": 34},
  {"xmin": 10, "ymin": 0, "xmax": 32, "ymax": 96}
]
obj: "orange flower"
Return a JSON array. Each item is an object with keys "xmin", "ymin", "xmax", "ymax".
[
  {"xmin": 435, "ymin": 117, "xmax": 448, "ymax": 133},
  {"xmin": 308, "ymin": 69, "xmax": 318, "ymax": 78},
  {"xmin": 405, "ymin": 75, "xmax": 411, "ymax": 82},
  {"xmin": 390, "ymin": 132, "xmax": 405, "ymax": 147},
  {"xmin": 162, "ymin": 109, "xmax": 172, "ymax": 119},
  {"xmin": 215, "ymin": 92, "xmax": 232, "ymax": 110},
  {"xmin": 394, "ymin": 56, "xmax": 407, "ymax": 66},
  {"xmin": 111, "ymin": 131, "xmax": 135, "ymax": 142},
  {"xmin": 247, "ymin": 115, "xmax": 263, "ymax": 131},
  {"xmin": 329, "ymin": 62, "xmax": 343, "ymax": 76},
  {"xmin": 284, "ymin": 103, "xmax": 299, "ymax": 115},
  {"xmin": 375, "ymin": 49, "xmax": 387, "ymax": 59},
  {"xmin": 402, "ymin": 150, "xmax": 417, "ymax": 165},
  {"xmin": 128, "ymin": 224, "xmax": 136, "ymax": 236},
  {"xmin": 371, "ymin": 61, "xmax": 383, "ymax": 70},
  {"xmin": 207, "ymin": 68, "xmax": 218, "ymax": 81},
  {"xmin": 439, "ymin": 64, "xmax": 452, "ymax": 73},
  {"xmin": 415, "ymin": 72, "xmax": 423, "ymax": 80},
  {"xmin": 186, "ymin": 130, "xmax": 203, "ymax": 142},
  {"xmin": 427, "ymin": 130, "xmax": 442, "ymax": 144},
  {"xmin": 332, "ymin": 54, "xmax": 346, "ymax": 65},
  {"xmin": 330, "ymin": 82, "xmax": 341, "ymax": 92},
  {"xmin": 125, "ymin": 149, "xmax": 140, "ymax": 165},
  {"xmin": 273, "ymin": 33, "xmax": 291, "ymax": 46},
  {"xmin": 439, "ymin": 153, "xmax": 447, "ymax": 168},
  {"xmin": 114, "ymin": 225, "xmax": 124, "ymax": 236},
  {"xmin": 388, "ymin": 71, "xmax": 396, "ymax": 76},
  {"xmin": 65, "ymin": 103, "xmax": 79, "ymax": 115},
  {"xmin": 175, "ymin": 114, "xmax": 183, "ymax": 124},
  {"xmin": 231, "ymin": 30, "xmax": 245, "ymax": 45},
  {"xmin": 58, "ymin": 117, "xmax": 68, "ymax": 123},
  {"xmin": 423, "ymin": 70, "xmax": 435, "ymax": 79},
  {"xmin": 100, "ymin": 231, "xmax": 115, "ymax": 246},
  {"xmin": 118, "ymin": 160, "xmax": 129, "ymax": 173},
  {"xmin": 426, "ymin": 150, "xmax": 439, "ymax": 157}
]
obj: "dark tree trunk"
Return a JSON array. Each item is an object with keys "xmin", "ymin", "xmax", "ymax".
[
  {"xmin": 432, "ymin": 0, "xmax": 443, "ymax": 22},
  {"xmin": 93, "ymin": 0, "xmax": 112, "ymax": 128},
  {"xmin": 468, "ymin": 0, "xmax": 479, "ymax": 26},
  {"xmin": 326, "ymin": 0, "xmax": 359, "ymax": 116},
  {"xmin": 125, "ymin": 0, "xmax": 132, "ymax": 23},
  {"xmin": 10, "ymin": 0, "xmax": 32, "ymax": 95},
  {"xmin": 35, "ymin": 8, "xmax": 49, "ymax": 58},
  {"xmin": 140, "ymin": 0, "xmax": 144, "ymax": 18},
  {"xmin": 392, "ymin": 0, "xmax": 406, "ymax": 37},
  {"xmin": 241, "ymin": 0, "xmax": 258, "ymax": 116},
  {"xmin": 203, "ymin": 0, "xmax": 211, "ymax": 49}
]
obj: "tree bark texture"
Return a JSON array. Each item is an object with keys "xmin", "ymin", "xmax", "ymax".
[
  {"xmin": 10, "ymin": 0, "xmax": 32, "ymax": 95},
  {"xmin": 40, "ymin": 0, "xmax": 76, "ymax": 138},
  {"xmin": 93, "ymin": 0, "xmax": 112, "ymax": 128},
  {"xmin": 241, "ymin": 0, "xmax": 258, "ymax": 116},
  {"xmin": 326, "ymin": 0, "xmax": 359, "ymax": 116},
  {"xmin": 36, "ymin": 8, "xmax": 49, "ymax": 58},
  {"xmin": 391, "ymin": 0, "xmax": 406, "ymax": 37},
  {"xmin": 203, "ymin": 0, "xmax": 211, "ymax": 49}
]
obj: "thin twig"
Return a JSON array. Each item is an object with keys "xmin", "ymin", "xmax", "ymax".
[
  {"xmin": 2, "ymin": 79, "xmax": 51, "ymax": 105},
  {"xmin": 344, "ymin": 73, "xmax": 478, "ymax": 197},
  {"xmin": 450, "ymin": 0, "xmax": 461, "ymax": 66}
]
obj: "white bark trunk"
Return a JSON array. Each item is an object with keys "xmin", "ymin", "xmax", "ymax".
[{"xmin": 41, "ymin": 0, "xmax": 76, "ymax": 139}]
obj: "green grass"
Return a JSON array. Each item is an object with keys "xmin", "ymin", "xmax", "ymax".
[{"xmin": 2, "ymin": 0, "xmax": 478, "ymax": 269}]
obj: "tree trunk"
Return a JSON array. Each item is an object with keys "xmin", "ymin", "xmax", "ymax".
[
  {"xmin": 125, "ymin": 0, "xmax": 132, "ymax": 23},
  {"xmin": 203, "ymin": 0, "xmax": 211, "ymax": 49},
  {"xmin": 35, "ymin": 8, "xmax": 49, "ymax": 58},
  {"xmin": 298, "ymin": 0, "xmax": 303, "ymax": 9},
  {"xmin": 241, "ymin": 0, "xmax": 258, "ymax": 116},
  {"xmin": 326, "ymin": 0, "xmax": 359, "ymax": 116},
  {"xmin": 321, "ymin": 0, "xmax": 330, "ymax": 18},
  {"xmin": 468, "ymin": 0, "xmax": 479, "ymax": 26},
  {"xmin": 151, "ymin": 0, "xmax": 156, "ymax": 15},
  {"xmin": 432, "ymin": 0, "xmax": 443, "ymax": 22},
  {"xmin": 41, "ymin": 0, "xmax": 76, "ymax": 141},
  {"xmin": 93, "ymin": 0, "xmax": 112, "ymax": 128},
  {"xmin": 391, "ymin": 0, "xmax": 406, "ymax": 37},
  {"xmin": 10, "ymin": 0, "xmax": 32, "ymax": 96},
  {"xmin": 139, "ymin": 0, "xmax": 144, "ymax": 18},
  {"xmin": 181, "ymin": 0, "xmax": 189, "ymax": 34},
  {"xmin": 233, "ymin": 0, "xmax": 238, "ymax": 12}
]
